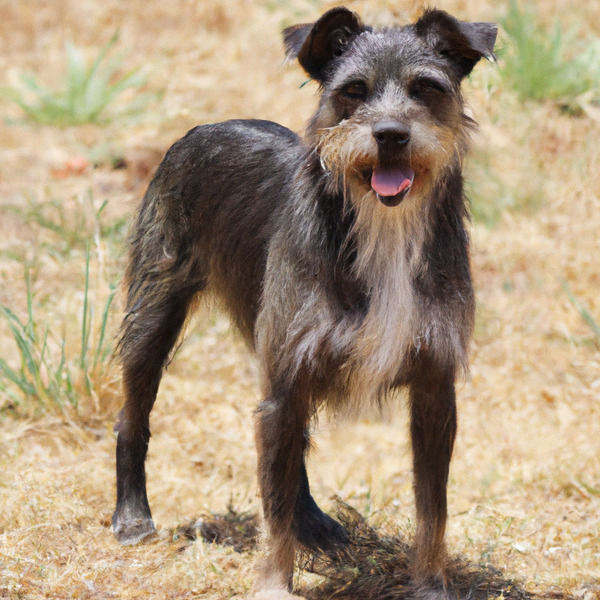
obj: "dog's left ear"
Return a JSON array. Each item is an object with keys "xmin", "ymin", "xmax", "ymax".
[
  {"xmin": 283, "ymin": 7, "xmax": 367, "ymax": 82},
  {"xmin": 415, "ymin": 9, "xmax": 497, "ymax": 79}
]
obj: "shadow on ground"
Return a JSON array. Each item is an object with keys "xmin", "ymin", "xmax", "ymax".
[{"xmin": 172, "ymin": 500, "xmax": 581, "ymax": 600}]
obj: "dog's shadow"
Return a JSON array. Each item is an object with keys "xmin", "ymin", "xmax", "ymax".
[{"xmin": 173, "ymin": 500, "xmax": 552, "ymax": 600}]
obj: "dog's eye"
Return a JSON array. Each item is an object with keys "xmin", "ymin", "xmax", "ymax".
[
  {"xmin": 340, "ymin": 81, "xmax": 368, "ymax": 101},
  {"xmin": 410, "ymin": 77, "xmax": 449, "ymax": 99}
]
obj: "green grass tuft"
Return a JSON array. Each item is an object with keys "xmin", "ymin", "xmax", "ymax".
[
  {"xmin": 0, "ymin": 263, "xmax": 116, "ymax": 417},
  {"xmin": 0, "ymin": 199, "xmax": 119, "ymax": 418},
  {"xmin": 1, "ymin": 30, "xmax": 151, "ymax": 125},
  {"xmin": 499, "ymin": 0, "xmax": 600, "ymax": 107}
]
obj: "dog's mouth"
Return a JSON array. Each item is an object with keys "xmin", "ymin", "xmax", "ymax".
[{"xmin": 365, "ymin": 165, "xmax": 415, "ymax": 207}]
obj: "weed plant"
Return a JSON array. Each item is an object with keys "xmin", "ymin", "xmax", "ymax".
[
  {"xmin": 1, "ymin": 30, "xmax": 150, "ymax": 125},
  {"xmin": 0, "ymin": 257, "xmax": 116, "ymax": 418},
  {"xmin": 499, "ymin": 0, "xmax": 600, "ymax": 107},
  {"xmin": 0, "ymin": 200, "xmax": 119, "ymax": 418}
]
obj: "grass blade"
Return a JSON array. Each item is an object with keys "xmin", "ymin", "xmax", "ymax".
[
  {"xmin": 0, "ymin": 357, "xmax": 36, "ymax": 398},
  {"xmin": 93, "ymin": 289, "xmax": 116, "ymax": 369},
  {"xmin": 80, "ymin": 243, "xmax": 91, "ymax": 369},
  {"xmin": 562, "ymin": 280, "xmax": 600, "ymax": 340}
]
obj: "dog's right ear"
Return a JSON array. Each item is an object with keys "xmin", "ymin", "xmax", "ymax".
[{"xmin": 283, "ymin": 7, "xmax": 367, "ymax": 83}]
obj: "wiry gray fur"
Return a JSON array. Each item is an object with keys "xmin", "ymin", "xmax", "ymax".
[{"xmin": 112, "ymin": 7, "xmax": 496, "ymax": 600}]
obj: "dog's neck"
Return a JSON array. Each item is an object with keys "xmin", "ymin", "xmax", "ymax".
[{"xmin": 299, "ymin": 147, "xmax": 467, "ymax": 280}]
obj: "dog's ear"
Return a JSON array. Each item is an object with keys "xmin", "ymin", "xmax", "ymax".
[
  {"xmin": 415, "ymin": 9, "xmax": 497, "ymax": 79},
  {"xmin": 283, "ymin": 7, "xmax": 367, "ymax": 82}
]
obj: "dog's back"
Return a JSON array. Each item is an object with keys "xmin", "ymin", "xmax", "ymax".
[{"xmin": 124, "ymin": 119, "xmax": 303, "ymax": 344}]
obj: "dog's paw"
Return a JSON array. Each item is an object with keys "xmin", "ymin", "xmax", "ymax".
[
  {"xmin": 111, "ymin": 514, "xmax": 156, "ymax": 545},
  {"xmin": 410, "ymin": 581, "xmax": 458, "ymax": 600},
  {"xmin": 295, "ymin": 504, "xmax": 348, "ymax": 554}
]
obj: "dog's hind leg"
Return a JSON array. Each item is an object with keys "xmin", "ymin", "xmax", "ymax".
[
  {"xmin": 409, "ymin": 357, "xmax": 457, "ymax": 599},
  {"xmin": 112, "ymin": 279, "xmax": 200, "ymax": 545},
  {"xmin": 112, "ymin": 286, "xmax": 197, "ymax": 544},
  {"xmin": 111, "ymin": 162, "xmax": 209, "ymax": 545}
]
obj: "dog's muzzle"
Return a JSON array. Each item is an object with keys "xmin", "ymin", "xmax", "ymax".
[{"xmin": 370, "ymin": 120, "xmax": 414, "ymax": 207}]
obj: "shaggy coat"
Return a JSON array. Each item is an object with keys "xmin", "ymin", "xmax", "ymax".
[{"xmin": 112, "ymin": 8, "xmax": 496, "ymax": 600}]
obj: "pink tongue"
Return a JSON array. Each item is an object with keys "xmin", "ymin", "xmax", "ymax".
[{"xmin": 371, "ymin": 166, "xmax": 414, "ymax": 197}]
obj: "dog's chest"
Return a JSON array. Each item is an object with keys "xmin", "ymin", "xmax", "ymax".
[
  {"xmin": 345, "ymin": 200, "xmax": 466, "ymax": 394},
  {"xmin": 351, "ymin": 241, "xmax": 422, "ymax": 385}
]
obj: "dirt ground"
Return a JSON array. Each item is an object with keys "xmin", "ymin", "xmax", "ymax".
[{"xmin": 0, "ymin": 1, "xmax": 599, "ymax": 599}]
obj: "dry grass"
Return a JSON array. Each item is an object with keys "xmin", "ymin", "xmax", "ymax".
[{"xmin": 1, "ymin": 0, "xmax": 599, "ymax": 599}]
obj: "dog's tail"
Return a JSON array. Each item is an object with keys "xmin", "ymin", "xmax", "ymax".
[{"xmin": 116, "ymin": 164, "xmax": 206, "ymax": 375}]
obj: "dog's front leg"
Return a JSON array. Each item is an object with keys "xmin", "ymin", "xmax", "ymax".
[
  {"xmin": 252, "ymin": 392, "xmax": 309, "ymax": 599},
  {"xmin": 409, "ymin": 358, "xmax": 458, "ymax": 599}
]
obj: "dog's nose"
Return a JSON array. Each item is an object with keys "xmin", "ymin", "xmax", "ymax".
[{"xmin": 372, "ymin": 120, "xmax": 410, "ymax": 147}]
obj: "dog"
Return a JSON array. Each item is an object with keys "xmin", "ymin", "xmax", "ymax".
[{"xmin": 111, "ymin": 7, "xmax": 496, "ymax": 599}]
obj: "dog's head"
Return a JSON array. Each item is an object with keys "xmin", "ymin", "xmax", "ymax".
[{"xmin": 284, "ymin": 7, "xmax": 497, "ymax": 207}]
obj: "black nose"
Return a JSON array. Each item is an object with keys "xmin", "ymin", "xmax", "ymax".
[{"xmin": 372, "ymin": 120, "xmax": 410, "ymax": 147}]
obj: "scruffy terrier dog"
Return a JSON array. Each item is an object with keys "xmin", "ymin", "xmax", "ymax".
[{"xmin": 112, "ymin": 7, "xmax": 496, "ymax": 599}]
